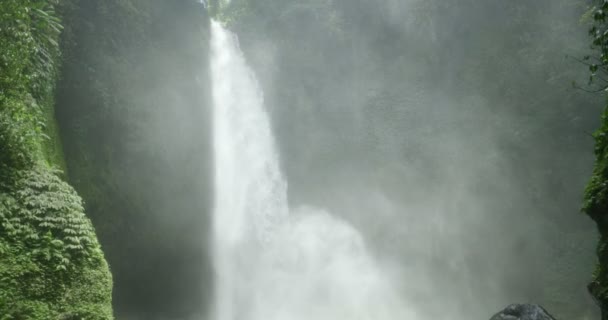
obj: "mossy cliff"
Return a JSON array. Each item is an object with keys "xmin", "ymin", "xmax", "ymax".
[
  {"xmin": 582, "ymin": 3, "xmax": 608, "ymax": 319},
  {"xmin": 585, "ymin": 106, "xmax": 608, "ymax": 318},
  {"xmin": 0, "ymin": 1, "xmax": 112, "ymax": 319},
  {"xmin": 55, "ymin": 0, "xmax": 211, "ymax": 317}
]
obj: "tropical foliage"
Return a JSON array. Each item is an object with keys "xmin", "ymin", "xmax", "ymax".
[
  {"xmin": 0, "ymin": 0, "xmax": 112, "ymax": 318},
  {"xmin": 584, "ymin": 1, "xmax": 608, "ymax": 317}
]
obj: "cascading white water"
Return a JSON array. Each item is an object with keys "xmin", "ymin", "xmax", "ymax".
[{"xmin": 210, "ymin": 20, "xmax": 413, "ymax": 320}]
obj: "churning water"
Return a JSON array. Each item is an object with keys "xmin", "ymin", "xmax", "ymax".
[{"xmin": 210, "ymin": 20, "xmax": 412, "ymax": 320}]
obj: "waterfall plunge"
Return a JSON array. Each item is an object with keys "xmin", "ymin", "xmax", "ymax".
[{"xmin": 210, "ymin": 20, "xmax": 412, "ymax": 320}]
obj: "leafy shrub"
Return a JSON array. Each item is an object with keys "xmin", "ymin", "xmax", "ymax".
[
  {"xmin": 0, "ymin": 166, "xmax": 112, "ymax": 319},
  {"xmin": 0, "ymin": 166, "xmax": 103, "ymax": 269}
]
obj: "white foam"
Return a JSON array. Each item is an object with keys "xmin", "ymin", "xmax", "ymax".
[{"xmin": 210, "ymin": 20, "xmax": 413, "ymax": 320}]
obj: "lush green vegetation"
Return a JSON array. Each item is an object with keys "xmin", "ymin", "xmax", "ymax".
[
  {"xmin": 1, "ymin": 0, "xmax": 605, "ymax": 318},
  {"xmin": 583, "ymin": 2, "xmax": 608, "ymax": 318},
  {"xmin": 0, "ymin": 0, "xmax": 112, "ymax": 318},
  {"xmin": 0, "ymin": 0, "xmax": 62, "ymax": 170}
]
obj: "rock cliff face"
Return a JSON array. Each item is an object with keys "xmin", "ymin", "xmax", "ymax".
[
  {"xmin": 490, "ymin": 304, "xmax": 556, "ymax": 320},
  {"xmin": 55, "ymin": 1, "xmax": 213, "ymax": 318}
]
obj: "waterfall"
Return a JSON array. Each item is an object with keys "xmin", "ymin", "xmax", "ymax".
[{"xmin": 210, "ymin": 20, "xmax": 412, "ymax": 320}]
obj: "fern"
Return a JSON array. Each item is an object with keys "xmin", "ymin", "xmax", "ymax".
[{"xmin": 0, "ymin": 166, "xmax": 103, "ymax": 271}]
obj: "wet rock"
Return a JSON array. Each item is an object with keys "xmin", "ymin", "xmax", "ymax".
[{"xmin": 490, "ymin": 304, "xmax": 556, "ymax": 320}]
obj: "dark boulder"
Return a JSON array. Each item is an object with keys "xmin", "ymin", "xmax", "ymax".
[{"xmin": 490, "ymin": 304, "xmax": 556, "ymax": 320}]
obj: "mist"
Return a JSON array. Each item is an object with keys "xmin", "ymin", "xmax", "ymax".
[
  {"xmin": 222, "ymin": 0, "xmax": 602, "ymax": 319},
  {"xmin": 51, "ymin": 0, "xmax": 605, "ymax": 319}
]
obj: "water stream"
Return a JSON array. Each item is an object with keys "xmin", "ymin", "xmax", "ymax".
[{"xmin": 210, "ymin": 20, "xmax": 411, "ymax": 320}]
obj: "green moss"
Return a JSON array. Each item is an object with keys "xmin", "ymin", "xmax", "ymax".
[
  {"xmin": 0, "ymin": 167, "xmax": 113, "ymax": 319},
  {"xmin": 40, "ymin": 93, "xmax": 68, "ymax": 173},
  {"xmin": 583, "ymin": 107, "xmax": 608, "ymax": 222},
  {"xmin": 581, "ymin": 3, "xmax": 608, "ymax": 317},
  {"xmin": 584, "ymin": 106, "xmax": 608, "ymax": 317},
  {"xmin": 0, "ymin": 0, "xmax": 113, "ymax": 318},
  {"xmin": 0, "ymin": 232, "xmax": 112, "ymax": 320}
]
